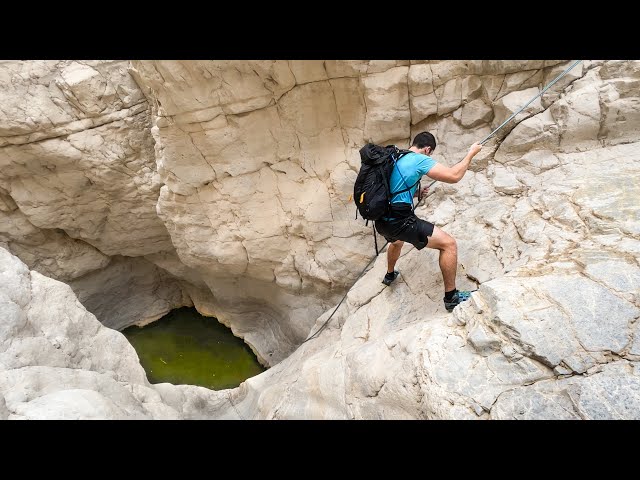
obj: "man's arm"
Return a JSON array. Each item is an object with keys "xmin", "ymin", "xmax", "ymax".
[{"xmin": 426, "ymin": 143, "xmax": 482, "ymax": 184}]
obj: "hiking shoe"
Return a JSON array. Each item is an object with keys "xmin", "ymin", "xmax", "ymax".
[
  {"xmin": 382, "ymin": 270, "xmax": 400, "ymax": 286},
  {"xmin": 444, "ymin": 290, "xmax": 473, "ymax": 312}
]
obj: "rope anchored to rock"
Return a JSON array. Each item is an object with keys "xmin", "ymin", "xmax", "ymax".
[{"xmin": 479, "ymin": 60, "xmax": 582, "ymax": 146}]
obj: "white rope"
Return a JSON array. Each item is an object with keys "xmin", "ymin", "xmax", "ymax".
[
  {"xmin": 479, "ymin": 60, "xmax": 583, "ymax": 145},
  {"xmin": 427, "ymin": 60, "xmax": 583, "ymax": 194}
]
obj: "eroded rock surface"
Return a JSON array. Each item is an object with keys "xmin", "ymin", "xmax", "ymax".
[{"xmin": 1, "ymin": 60, "xmax": 638, "ymax": 418}]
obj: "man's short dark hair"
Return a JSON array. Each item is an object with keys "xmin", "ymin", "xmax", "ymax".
[{"xmin": 411, "ymin": 131, "xmax": 436, "ymax": 152}]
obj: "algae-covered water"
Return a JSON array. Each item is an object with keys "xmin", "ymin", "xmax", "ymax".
[{"xmin": 122, "ymin": 307, "xmax": 265, "ymax": 390}]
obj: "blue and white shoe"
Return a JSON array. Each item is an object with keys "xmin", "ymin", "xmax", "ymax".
[{"xmin": 444, "ymin": 290, "xmax": 473, "ymax": 312}]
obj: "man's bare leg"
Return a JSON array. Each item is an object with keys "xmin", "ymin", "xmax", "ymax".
[
  {"xmin": 387, "ymin": 240, "xmax": 404, "ymax": 273},
  {"xmin": 424, "ymin": 226, "xmax": 457, "ymax": 292}
]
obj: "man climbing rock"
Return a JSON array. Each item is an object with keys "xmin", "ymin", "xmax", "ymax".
[{"xmin": 375, "ymin": 131, "xmax": 482, "ymax": 311}]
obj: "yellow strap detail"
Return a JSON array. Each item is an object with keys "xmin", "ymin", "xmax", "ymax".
[{"xmin": 359, "ymin": 192, "xmax": 365, "ymax": 204}]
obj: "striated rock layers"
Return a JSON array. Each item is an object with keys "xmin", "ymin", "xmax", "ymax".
[{"xmin": 1, "ymin": 60, "xmax": 638, "ymax": 418}]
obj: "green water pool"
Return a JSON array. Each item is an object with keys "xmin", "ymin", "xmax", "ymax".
[{"xmin": 122, "ymin": 307, "xmax": 266, "ymax": 390}]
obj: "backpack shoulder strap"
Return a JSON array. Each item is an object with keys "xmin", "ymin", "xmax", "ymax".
[{"xmin": 390, "ymin": 149, "xmax": 420, "ymax": 196}]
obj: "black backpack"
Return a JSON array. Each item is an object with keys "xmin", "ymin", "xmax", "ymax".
[
  {"xmin": 353, "ymin": 144, "xmax": 421, "ymax": 255},
  {"xmin": 353, "ymin": 143, "xmax": 419, "ymax": 221}
]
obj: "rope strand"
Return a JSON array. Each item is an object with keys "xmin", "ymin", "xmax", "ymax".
[{"xmin": 479, "ymin": 60, "xmax": 582, "ymax": 145}]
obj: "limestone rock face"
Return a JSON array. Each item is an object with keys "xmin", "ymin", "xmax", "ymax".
[
  {"xmin": 0, "ymin": 61, "xmax": 144, "ymax": 139},
  {"xmin": 0, "ymin": 61, "xmax": 174, "ymax": 326},
  {"xmin": 0, "ymin": 191, "xmax": 110, "ymax": 281},
  {"xmin": 2, "ymin": 59, "xmax": 640, "ymax": 419},
  {"xmin": 0, "ymin": 101, "xmax": 172, "ymax": 257},
  {"xmin": 68, "ymin": 256, "xmax": 189, "ymax": 331}
]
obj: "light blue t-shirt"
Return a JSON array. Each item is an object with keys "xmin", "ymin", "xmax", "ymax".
[{"xmin": 389, "ymin": 152, "xmax": 437, "ymax": 205}]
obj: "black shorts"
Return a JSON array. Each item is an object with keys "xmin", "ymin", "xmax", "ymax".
[{"xmin": 374, "ymin": 206, "xmax": 435, "ymax": 250}]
